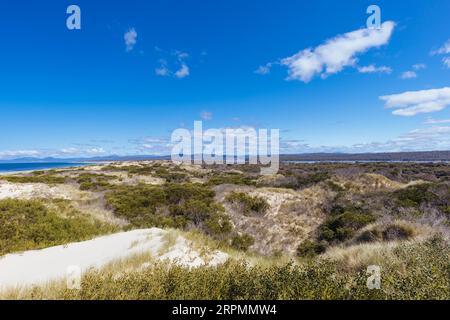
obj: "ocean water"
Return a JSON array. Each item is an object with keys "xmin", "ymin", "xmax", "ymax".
[{"xmin": 0, "ymin": 162, "xmax": 88, "ymax": 173}]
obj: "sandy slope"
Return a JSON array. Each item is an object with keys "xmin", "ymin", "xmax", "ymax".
[
  {"xmin": 0, "ymin": 181, "xmax": 82, "ymax": 200},
  {"xmin": 0, "ymin": 228, "xmax": 228, "ymax": 289}
]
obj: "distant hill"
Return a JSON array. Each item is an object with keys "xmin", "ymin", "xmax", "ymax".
[
  {"xmin": 280, "ymin": 151, "xmax": 450, "ymax": 162},
  {"xmin": 2, "ymin": 151, "xmax": 450, "ymax": 163}
]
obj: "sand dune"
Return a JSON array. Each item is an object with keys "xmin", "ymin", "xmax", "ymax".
[{"xmin": 0, "ymin": 228, "xmax": 228, "ymax": 289}]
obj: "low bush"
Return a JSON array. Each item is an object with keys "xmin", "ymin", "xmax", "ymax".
[
  {"xmin": 76, "ymin": 173, "xmax": 115, "ymax": 191},
  {"xmin": 394, "ymin": 183, "xmax": 437, "ymax": 208},
  {"xmin": 105, "ymin": 183, "xmax": 232, "ymax": 238},
  {"xmin": 296, "ymin": 240, "xmax": 327, "ymax": 258},
  {"xmin": 1, "ymin": 174, "xmax": 66, "ymax": 185},
  {"xmin": 355, "ymin": 223, "xmax": 415, "ymax": 244},
  {"xmin": 318, "ymin": 207, "xmax": 376, "ymax": 244},
  {"xmin": 154, "ymin": 168, "xmax": 189, "ymax": 183},
  {"xmin": 207, "ymin": 173, "xmax": 256, "ymax": 186},
  {"xmin": 231, "ymin": 234, "xmax": 255, "ymax": 251},
  {"xmin": 226, "ymin": 191, "xmax": 269, "ymax": 216},
  {"xmin": 0, "ymin": 199, "xmax": 115, "ymax": 256},
  {"xmin": 381, "ymin": 224, "xmax": 415, "ymax": 241}
]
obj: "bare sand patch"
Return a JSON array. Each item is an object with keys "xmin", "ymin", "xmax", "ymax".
[{"xmin": 0, "ymin": 228, "xmax": 228, "ymax": 290}]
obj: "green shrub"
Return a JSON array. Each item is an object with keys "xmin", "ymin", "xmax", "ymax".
[
  {"xmin": 355, "ymin": 229, "xmax": 382, "ymax": 243},
  {"xmin": 105, "ymin": 183, "xmax": 229, "ymax": 236},
  {"xmin": 0, "ymin": 199, "xmax": 115, "ymax": 256},
  {"xmin": 204, "ymin": 212, "xmax": 233, "ymax": 238},
  {"xmin": 76, "ymin": 173, "xmax": 115, "ymax": 191},
  {"xmin": 394, "ymin": 183, "xmax": 437, "ymax": 208},
  {"xmin": 355, "ymin": 223, "xmax": 415, "ymax": 244},
  {"xmin": 154, "ymin": 168, "xmax": 189, "ymax": 183},
  {"xmin": 1, "ymin": 174, "xmax": 66, "ymax": 185},
  {"xmin": 102, "ymin": 164, "xmax": 154, "ymax": 175},
  {"xmin": 231, "ymin": 234, "xmax": 255, "ymax": 251},
  {"xmin": 296, "ymin": 240, "xmax": 327, "ymax": 258},
  {"xmin": 381, "ymin": 224, "xmax": 415, "ymax": 241},
  {"xmin": 318, "ymin": 208, "xmax": 376, "ymax": 243},
  {"xmin": 226, "ymin": 191, "xmax": 269, "ymax": 215},
  {"xmin": 207, "ymin": 173, "xmax": 255, "ymax": 186},
  {"xmin": 105, "ymin": 184, "xmax": 168, "ymax": 228}
]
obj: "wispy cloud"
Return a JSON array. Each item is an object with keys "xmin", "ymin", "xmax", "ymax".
[
  {"xmin": 174, "ymin": 64, "xmax": 189, "ymax": 78},
  {"xmin": 443, "ymin": 57, "xmax": 450, "ymax": 68},
  {"xmin": 254, "ymin": 63, "xmax": 273, "ymax": 75},
  {"xmin": 155, "ymin": 59, "xmax": 170, "ymax": 76},
  {"xmin": 124, "ymin": 28, "xmax": 137, "ymax": 52},
  {"xmin": 412, "ymin": 63, "xmax": 426, "ymax": 70},
  {"xmin": 380, "ymin": 87, "xmax": 450, "ymax": 116},
  {"xmin": 155, "ymin": 49, "xmax": 190, "ymax": 78},
  {"xmin": 431, "ymin": 39, "xmax": 450, "ymax": 68},
  {"xmin": 0, "ymin": 146, "xmax": 108, "ymax": 160},
  {"xmin": 280, "ymin": 125, "xmax": 450, "ymax": 154},
  {"xmin": 357, "ymin": 64, "xmax": 392, "ymax": 74},
  {"xmin": 431, "ymin": 39, "xmax": 450, "ymax": 55},
  {"xmin": 0, "ymin": 150, "xmax": 41, "ymax": 159},
  {"xmin": 425, "ymin": 118, "xmax": 450, "ymax": 124},
  {"xmin": 400, "ymin": 71, "xmax": 417, "ymax": 79},
  {"xmin": 200, "ymin": 111, "xmax": 213, "ymax": 120},
  {"xmin": 265, "ymin": 21, "xmax": 395, "ymax": 82}
]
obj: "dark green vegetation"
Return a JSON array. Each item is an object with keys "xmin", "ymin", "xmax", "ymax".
[
  {"xmin": 231, "ymin": 234, "xmax": 255, "ymax": 251},
  {"xmin": 102, "ymin": 164, "xmax": 154, "ymax": 175},
  {"xmin": 0, "ymin": 171, "xmax": 66, "ymax": 184},
  {"xmin": 105, "ymin": 183, "xmax": 234, "ymax": 240},
  {"xmin": 0, "ymin": 199, "xmax": 115, "ymax": 256},
  {"xmin": 102, "ymin": 163, "xmax": 189, "ymax": 182},
  {"xmin": 296, "ymin": 240, "xmax": 327, "ymax": 258},
  {"xmin": 226, "ymin": 191, "xmax": 269, "ymax": 216},
  {"xmin": 29, "ymin": 237, "xmax": 450, "ymax": 300},
  {"xmin": 355, "ymin": 223, "xmax": 415, "ymax": 244},
  {"xmin": 76, "ymin": 173, "xmax": 116, "ymax": 191},
  {"xmin": 207, "ymin": 172, "xmax": 256, "ymax": 186},
  {"xmin": 318, "ymin": 206, "xmax": 376, "ymax": 244}
]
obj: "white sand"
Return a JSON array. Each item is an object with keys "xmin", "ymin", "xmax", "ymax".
[
  {"xmin": 0, "ymin": 181, "xmax": 74, "ymax": 200},
  {"xmin": 0, "ymin": 228, "xmax": 228, "ymax": 289}
]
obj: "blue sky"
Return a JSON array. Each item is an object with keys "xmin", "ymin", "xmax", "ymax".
[{"xmin": 0, "ymin": 0, "xmax": 449, "ymax": 159}]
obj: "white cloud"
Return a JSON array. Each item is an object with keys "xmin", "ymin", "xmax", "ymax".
[
  {"xmin": 443, "ymin": 57, "xmax": 450, "ymax": 68},
  {"xmin": 425, "ymin": 118, "xmax": 450, "ymax": 124},
  {"xmin": 412, "ymin": 63, "xmax": 426, "ymax": 70},
  {"xmin": 0, "ymin": 150, "xmax": 41, "ymax": 159},
  {"xmin": 154, "ymin": 49, "xmax": 190, "ymax": 78},
  {"xmin": 431, "ymin": 40, "xmax": 450, "ymax": 68},
  {"xmin": 358, "ymin": 64, "xmax": 392, "ymax": 74},
  {"xmin": 60, "ymin": 147, "xmax": 79, "ymax": 154},
  {"xmin": 254, "ymin": 63, "xmax": 272, "ymax": 75},
  {"xmin": 175, "ymin": 51, "xmax": 189, "ymax": 60},
  {"xmin": 124, "ymin": 28, "xmax": 137, "ymax": 52},
  {"xmin": 400, "ymin": 71, "xmax": 417, "ymax": 79},
  {"xmin": 278, "ymin": 21, "xmax": 395, "ymax": 82},
  {"xmin": 431, "ymin": 39, "xmax": 450, "ymax": 55},
  {"xmin": 174, "ymin": 64, "xmax": 189, "ymax": 78},
  {"xmin": 155, "ymin": 66, "xmax": 169, "ymax": 76},
  {"xmin": 380, "ymin": 87, "xmax": 450, "ymax": 116},
  {"xmin": 200, "ymin": 111, "xmax": 213, "ymax": 120},
  {"xmin": 86, "ymin": 147, "xmax": 106, "ymax": 155}
]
